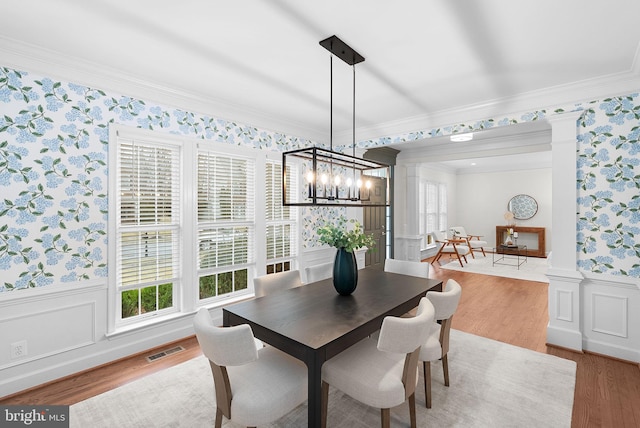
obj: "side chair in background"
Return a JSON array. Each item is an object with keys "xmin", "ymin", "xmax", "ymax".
[
  {"xmin": 253, "ymin": 269, "xmax": 302, "ymax": 298},
  {"xmin": 384, "ymin": 258, "xmax": 429, "ymax": 279},
  {"xmin": 449, "ymin": 226, "xmax": 488, "ymax": 258},
  {"xmin": 304, "ymin": 262, "xmax": 333, "ymax": 283},
  {"xmin": 431, "ymin": 231, "xmax": 470, "ymax": 268}
]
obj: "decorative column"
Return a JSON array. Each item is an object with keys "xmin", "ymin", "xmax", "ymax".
[
  {"xmin": 546, "ymin": 111, "xmax": 585, "ymax": 351},
  {"xmin": 394, "ymin": 163, "xmax": 422, "ymax": 261}
]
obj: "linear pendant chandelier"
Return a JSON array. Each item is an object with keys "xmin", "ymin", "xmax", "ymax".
[{"xmin": 282, "ymin": 35, "xmax": 391, "ymax": 207}]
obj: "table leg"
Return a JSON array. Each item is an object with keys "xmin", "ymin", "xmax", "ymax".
[{"xmin": 306, "ymin": 352, "xmax": 324, "ymax": 428}]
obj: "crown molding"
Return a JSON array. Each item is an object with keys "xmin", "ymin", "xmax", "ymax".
[
  {"xmin": 350, "ymin": 41, "xmax": 640, "ymax": 143},
  {"xmin": 0, "ymin": 36, "xmax": 325, "ymax": 143},
  {"xmin": 2, "ymin": 36, "xmax": 639, "ymax": 146}
]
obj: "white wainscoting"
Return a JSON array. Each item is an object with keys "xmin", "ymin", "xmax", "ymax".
[
  {"xmin": 0, "ymin": 302, "xmax": 96, "ymax": 369},
  {"xmin": 555, "ymin": 289, "xmax": 574, "ymax": 322},
  {"xmin": 0, "ymin": 281, "xmax": 196, "ymax": 397},
  {"xmin": 581, "ymin": 274, "xmax": 639, "ymax": 362},
  {"xmin": 544, "ymin": 269, "xmax": 638, "ymax": 363}
]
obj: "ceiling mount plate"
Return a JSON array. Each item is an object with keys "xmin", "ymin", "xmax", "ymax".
[{"xmin": 319, "ymin": 35, "xmax": 365, "ymax": 65}]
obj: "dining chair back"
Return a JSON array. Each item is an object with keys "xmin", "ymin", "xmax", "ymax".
[
  {"xmin": 193, "ymin": 308, "xmax": 308, "ymax": 428},
  {"xmin": 253, "ymin": 269, "xmax": 302, "ymax": 298},
  {"xmin": 419, "ymin": 279, "xmax": 463, "ymax": 408},
  {"xmin": 304, "ymin": 262, "xmax": 333, "ymax": 283},
  {"xmin": 321, "ymin": 297, "xmax": 436, "ymax": 428},
  {"xmin": 384, "ymin": 258, "xmax": 429, "ymax": 279}
]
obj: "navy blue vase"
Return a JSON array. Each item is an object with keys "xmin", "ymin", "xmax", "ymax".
[{"xmin": 333, "ymin": 248, "xmax": 358, "ymax": 295}]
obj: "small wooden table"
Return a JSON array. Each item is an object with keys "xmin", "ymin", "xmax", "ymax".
[
  {"xmin": 223, "ymin": 268, "xmax": 443, "ymax": 428},
  {"xmin": 496, "ymin": 226, "xmax": 545, "ymax": 257}
]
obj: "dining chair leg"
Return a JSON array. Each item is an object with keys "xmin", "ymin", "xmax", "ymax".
[
  {"xmin": 321, "ymin": 380, "xmax": 330, "ymax": 428},
  {"xmin": 409, "ymin": 393, "xmax": 417, "ymax": 428},
  {"xmin": 442, "ymin": 354, "xmax": 450, "ymax": 387},
  {"xmin": 423, "ymin": 361, "xmax": 432, "ymax": 408},
  {"xmin": 215, "ymin": 408, "xmax": 223, "ymax": 428},
  {"xmin": 381, "ymin": 408, "xmax": 390, "ymax": 428}
]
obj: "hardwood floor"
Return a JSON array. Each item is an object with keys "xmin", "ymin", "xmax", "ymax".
[{"xmin": 2, "ymin": 259, "xmax": 639, "ymax": 427}]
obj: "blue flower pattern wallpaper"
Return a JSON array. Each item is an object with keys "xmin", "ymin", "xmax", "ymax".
[{"xmin": 0, "ymin": 65, "xmax": 638, "ymax": 291}]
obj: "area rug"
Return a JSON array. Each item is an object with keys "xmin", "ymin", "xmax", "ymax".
[
  {"xmin": 440, "ymin": 253, "xmax": 549, "ymax": 283},
  {"xmin": 70, "ymin": 330, "xmax": 576, "ymax": 427}
]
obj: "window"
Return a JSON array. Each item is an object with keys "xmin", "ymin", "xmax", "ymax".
[
  {"xmin": 113, "ymin": 134, "xmax": 181, "ymax": 326},
  {"xmin": 264, "ymin": 160, "xmax": 297, "ymax": 274},
  {"xmin": 109, "ymin": 126, "xmax": 286, "ymax": 332},
  {"xmin": 419, "ymin": 181, "xmax": 447, "ymax": 249},
  {"xmin": 196, "ymin": 150, "xmax": 255, "ymax": 302}
]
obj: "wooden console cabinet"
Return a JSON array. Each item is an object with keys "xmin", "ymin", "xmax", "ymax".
[{"xmin": 495, "ymin": 226, "xmax": 546, "ymax": 258}]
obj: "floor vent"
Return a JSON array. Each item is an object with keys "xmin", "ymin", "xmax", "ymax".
[{"xmin": 146, "ymin": 345, "xmax": 185, "ymax": 363}]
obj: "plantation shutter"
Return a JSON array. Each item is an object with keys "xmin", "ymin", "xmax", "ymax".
[
  {"xmin": 115, "ymin": 136, "xmax": 181, "ymax": 322},
  {"xmin": 197, "ymin": 150, "xmax": 255, "ymax": 274},
  {"xmin": 265, "ymin": 160, "xmax": 297, "ymax": 264}
]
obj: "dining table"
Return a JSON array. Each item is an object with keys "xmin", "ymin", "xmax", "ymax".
[{"xmin": 222, "ymin": 267, "xmax": 443, "ymax": 428}]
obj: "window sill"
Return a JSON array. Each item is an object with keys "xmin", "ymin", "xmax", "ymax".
[
  {"xmin": 106, "ymin": 311, "xmax": 190, "ymax": 339},
  {"xmin": 106, "ymin": 293, "xmax": 257, "ymax": 339}
]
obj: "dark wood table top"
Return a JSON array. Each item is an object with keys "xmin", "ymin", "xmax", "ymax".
[{"xmin": 223, "ymin": 268, "xmax": 442, "ymax": 360}]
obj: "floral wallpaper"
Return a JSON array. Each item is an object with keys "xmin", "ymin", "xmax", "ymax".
[
  {"xmin": 0, "ymin": 65, "xmax": 638, "ymax": 292},
  {"xmin": 576, "ymin": 95, "xmax": 640, "ymax": 275}
]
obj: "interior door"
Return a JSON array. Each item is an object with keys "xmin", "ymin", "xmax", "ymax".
[{"xmin": 363, "ymin": 176, "xmax": 387, "ymax": 269}]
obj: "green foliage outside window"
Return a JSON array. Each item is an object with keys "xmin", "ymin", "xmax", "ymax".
[
  {"xmin": 199, "ymin": 269, "xmax": 248, "ymax": 300},
  {"xmin": 121, "ymin": 283, "xmax": 173, "ymax": 319}
]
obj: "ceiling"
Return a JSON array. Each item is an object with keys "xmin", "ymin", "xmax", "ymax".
[{"xmin": 1, "ymin": 0, "xmax": 640, "ymax": 148}]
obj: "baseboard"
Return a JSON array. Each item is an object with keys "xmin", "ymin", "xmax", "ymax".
[{"xmin": 546, "ymin": 325, "xmax": 583, "ymax": 351}]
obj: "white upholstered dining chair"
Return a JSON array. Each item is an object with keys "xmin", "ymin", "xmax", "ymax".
[
  {"xmin": 253, "ymin": 269, "xmax": 302, "ymax": 298},
  {"xmin": 304, "ymin": 261, "xmax": 333, "ymax": 283},
  {"xmin": 384, "ymin": 258, "xmax": 429, "ymax": 279},
  {"xmin": 419, "ymin": 279, "xmax": 462, "ymax": 408},
  {"xmin": 321, "ymin": 297, "xmax": 436, "ymax": 428},
  {"xmin": 449, "ymin": 226, "xmax": 488, "ymax": 258},
  {"xmin": 193, "ymin": 308, "xmax": 308, "ymax": 428}
]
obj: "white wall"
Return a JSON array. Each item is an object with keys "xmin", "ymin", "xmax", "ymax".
[
  {"xmin": 455, "ymin": 167, "xmax": 552, "ymax": 254},
  {"xmin": 394, "ymin": 162, "xmax": 551, "ymax": 256}
]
